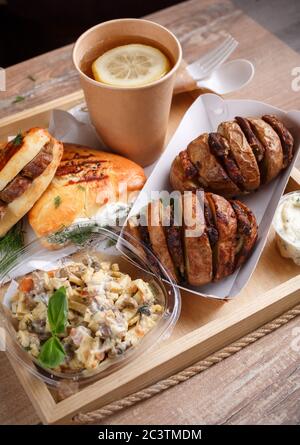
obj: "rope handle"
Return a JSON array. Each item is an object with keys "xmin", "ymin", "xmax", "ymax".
[{"xmin": 73, "ymin": 303, "xmax": 300, "ymax": 424}]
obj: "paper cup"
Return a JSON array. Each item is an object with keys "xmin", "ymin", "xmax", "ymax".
[{"xmin": 73, "ymin": 19, "xmax": 182, "ymax": 166}]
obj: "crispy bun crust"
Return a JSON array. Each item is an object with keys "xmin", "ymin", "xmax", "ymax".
[
  {"xmin": 29, "ymin": 144, "xmax": 146, "ymax": 240},
  {"xmin": 0, "ymin": 138, "xmax": 63, "ymax": 237},
  {"xmin": 0, "ymin": 128, "xmax": 51, "ymax": 191}
]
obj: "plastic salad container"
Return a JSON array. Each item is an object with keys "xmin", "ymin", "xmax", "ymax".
[{"xmin": 0, "ymin": 224, "xmax": 181, "ymax": 391}]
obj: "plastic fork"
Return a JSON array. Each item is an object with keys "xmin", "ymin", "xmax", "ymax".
[{"xmin": 186, "ymin": 35, "xmax": 238, "ymax": 81}]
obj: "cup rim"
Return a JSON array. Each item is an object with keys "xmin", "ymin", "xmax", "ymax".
[{"xmin": 72, "ymin": 18, "xmax": 183, "ymax": 91}]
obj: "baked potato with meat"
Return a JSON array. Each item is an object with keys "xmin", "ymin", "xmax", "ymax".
[
  {"xmin": 125, "ymin": 192, "xmax": 258, "ymax": 287},
  {"xmin": 170, "ymin": 114, "xmax": 294, "ymax": 198}
]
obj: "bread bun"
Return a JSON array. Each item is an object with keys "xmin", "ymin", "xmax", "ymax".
[
  {"xmin": 0, "ymin": 128, "xmax": 51, "ymax": 191},
  {"xmin": 0, "ymin": 129, "xmax": 63, "ymax": 237},
  {"xmin": 28, "ymin": 144, "xmax": 146, "ymax": 241}
]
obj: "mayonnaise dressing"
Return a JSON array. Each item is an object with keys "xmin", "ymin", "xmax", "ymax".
[{"xmin": 274, "ymin": 192, "xmax": 300, "ymax": 265}]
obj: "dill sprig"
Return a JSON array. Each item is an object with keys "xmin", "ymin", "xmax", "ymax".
[
  {"xmin": 54, "ymin": 195, "xmax": 62, "ymax": 208},
  {"xmin": 11, "ymin": 132, "xmax": 23, "ymax": 147},
  {"xmin": 0, "ymin": 221, "xmax": 25, "ymax": 275},
  {"xmin": 12, "ymin": 95, "xmax": 25, "ymax": 104}
]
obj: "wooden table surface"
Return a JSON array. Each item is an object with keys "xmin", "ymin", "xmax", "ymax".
[{"xmin": 1, "ymin": 0, "xmax": 300, "ymax": 425}]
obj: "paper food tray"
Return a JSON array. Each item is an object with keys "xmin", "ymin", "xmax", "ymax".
[{"xmin": 126, "ymin": 93, "xmax": 300, "ymax": 299}]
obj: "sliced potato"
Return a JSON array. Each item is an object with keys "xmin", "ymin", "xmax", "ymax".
[
  {"xmin": 208, "ymin": 132, "xmax": 244, "ymax": 189},
  {"xmin": 124, "ymin": 218, "xmax": 147, "ymax": 263},
  {"xmin": 262, "ymin": 114, "xmax": 294, "ymax": 169},
  {"xmin": 183, "ymin": 192, "xmax": 213, "ymax": 286},
  {"xmin": 218, "ymin": 121, "xmax": 260, "ymax": 191},
  {"xmin": 187, "ymin": 133, "xmax": 240, "ymax": 197},
  {"xmin": 230, "ymin": 200, "xmax": 258, "ymax": 269},
  {"xmin": 247, "ymin": 118, "xmax": 283, "ymax": 183},
  {"xmin": 170, "ymin": 154, "xmax": 199, "ymax": 192},
  {"xmin": 147, "ymin": 200, "xmax": 178, "ymax": 282}
]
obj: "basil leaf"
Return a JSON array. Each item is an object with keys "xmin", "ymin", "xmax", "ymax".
[
  {"xmin": 38, "ymin": 336, "xmax": 65, "ymax": 369},
  {"xmin": 48, "ymin": 286, "xmax": 68, "ymax": 335}
]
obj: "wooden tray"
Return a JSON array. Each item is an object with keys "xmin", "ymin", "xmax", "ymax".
[{"xmin": 1, "ymin": 91, "xmax": 300, "ymax": 424}]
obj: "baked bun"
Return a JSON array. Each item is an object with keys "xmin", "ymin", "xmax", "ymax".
[
  {"xmin": 170, "ymin": 114, "xmax": 294, "ymax": 197},
  {"xmin": 29, "ymin": 144, "xmax": 146, "ymax": 243},
  {"xmin": 125, "ymin": 192, "xmax": 258, "ymax": 286},
  {"xmin": 0, "ymin": 128, "xmax": 63, "ymax": 237}
]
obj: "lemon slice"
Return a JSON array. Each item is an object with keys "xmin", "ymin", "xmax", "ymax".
[{"xmin": 92, "ymin": 44, "xmax": 170, "ymax": 87}]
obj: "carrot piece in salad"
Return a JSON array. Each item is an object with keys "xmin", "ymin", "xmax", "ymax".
[{"xmin": 19, "ymin": 277, "xmax": 34, "ymax": 292}]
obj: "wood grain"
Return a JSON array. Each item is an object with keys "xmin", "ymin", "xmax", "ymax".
[{"xmin": 1, "ymin": 0, "xmax": 300, "ymax": 425}]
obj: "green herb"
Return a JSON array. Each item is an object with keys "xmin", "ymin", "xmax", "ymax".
[
  {"xmin": 54, "ymin": 195, "xmax": 62, "ymax": 208},
  {"xmin": 38, "ymin": 336, "xmax": 66, "ymax": 369},
  {"xmin": 0, "ymin": 221, "xmax": 24, "ymax": 276},
  {"xmin": 11, "ymin": 132, "xmax": 23, "ymax": 147},
  {"xmin": 38, "ymin": 287, "xmax": 68, "ymax": 369},
  {"xmin": 27, "ymin": 75, "xmax": 36, "ymax": 82},
  {"xmin": 47, "ymin": 287, "xmax": 68, "ymax": 335},
  {"xmin": 77, "ymin": 185, "xmax": 85, "ymax": 191},
  {"xmin": 12, "ymin": 95, "xmax": 25, "ymax": 104},
  {"xmin": 47, "ymin": 224, "xmax": 98, "ymax": 246},
  {"xmin": 138, "ymin": 305, "xmax": 151, "ymax": 316}
]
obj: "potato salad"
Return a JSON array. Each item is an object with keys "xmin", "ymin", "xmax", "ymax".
[{"xmin": 11, "ymin": 255, "xmax": 163, "ymax": 373}]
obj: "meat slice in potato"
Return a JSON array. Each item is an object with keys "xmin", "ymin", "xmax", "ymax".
[
  {"xmin": 235, "ymin": 116, "xmax": 265, "ymax": 163},
  {"xmin": 208, "ymin": 132, "xmax": 244, "ymax": 190},
  {"xmin": 206, "ymin": 193, "xmax": 237, "ymax": 281},
  {"xmin": 179, "ymin": 150, "xmax": 198, "ymax": 179},
  {"xmin": 218, "ymin": 121, "xmax": 260, "ymax": 191},
  {"xmin": 170, "ymin": 153, "xmax": 199, "ymax": 193},
  {"xmin": 247, "ymin": 118, "xmax": 283, "ymax": 183},
  {"xmin": 147, "ymin": 200, "xmax": 179, "ymax": 282},
  {"xmin": 262, "ymin": 114, "xmax": 294, "ymax": 169},
  {"xmin": 230, "ymin": 200, "xmax": 258, "ymax": 269},
  {"xmin": 183, "ymin": 192, "xmax": 213, "ymax": 286},
  {"xmin": 137, "ymin": 220, "xmax": 161, "ymax": 276},
  {"xmin": 187, "ymin": 133, "xmax": 240, "ymax": 197}
]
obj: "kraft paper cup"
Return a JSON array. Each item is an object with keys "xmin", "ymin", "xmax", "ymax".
[{"xmin": 73, "ymin": 19, "xmax": 182, "ymax": 166}]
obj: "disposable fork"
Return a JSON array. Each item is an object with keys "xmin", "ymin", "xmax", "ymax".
[{"xmin": 186, "ymin": 35, "xmax": 238, "ymax": 81}]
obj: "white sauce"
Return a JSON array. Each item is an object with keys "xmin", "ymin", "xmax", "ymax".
[{"xmin": 274, "ymin": 192, "xmax": 300, "ymax": 265}]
